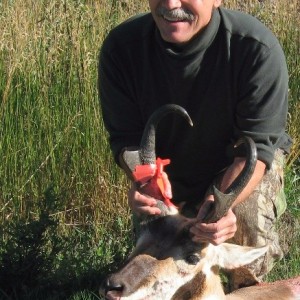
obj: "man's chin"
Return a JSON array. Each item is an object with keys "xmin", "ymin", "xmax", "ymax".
[
  {"xmin": 160, "ymin": 32, "xmax": 192, "ymax": 45},
  {"xmin": 158, "ymin": 19, "xmax": 195, "ymax": 45}
]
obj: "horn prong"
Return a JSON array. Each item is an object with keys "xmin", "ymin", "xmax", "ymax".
[{"xmin": 203, "ymin": 136, "xmax": 257, "ymax": 223}]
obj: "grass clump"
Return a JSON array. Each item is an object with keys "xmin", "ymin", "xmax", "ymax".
[
  {"xmin": 0, "ymin": 187, "xmax": 63, "ymax": 297},
  {"xmin": 0, "ymin": 186, "xmax": 133, "ymax": 299}
]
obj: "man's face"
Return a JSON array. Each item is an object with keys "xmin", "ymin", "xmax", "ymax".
[{"xmin": 149, "ymin": 0, "xmax": 222, "ymax": 45}]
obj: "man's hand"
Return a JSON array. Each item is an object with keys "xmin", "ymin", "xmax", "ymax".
[
  {"xmin": 128, "ymin": 171, "xmax": 172, "ymax": 216},
  {"xmin": 189, "ymin": 157, "xmax": 265, "ymax": 245},
  {"xmin": 190, "ymin": 198, "xmax": 237, "ymax": 245},
  {"xmin": 128, "ymin": 184, "xmax": 161, "ymax": 216}
]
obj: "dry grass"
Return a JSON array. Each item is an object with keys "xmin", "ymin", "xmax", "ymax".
[{"xmin": 0, "ymin": 0, "xmax": 298, "ymax": 298}]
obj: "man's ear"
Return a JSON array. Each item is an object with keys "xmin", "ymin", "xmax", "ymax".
[{"xmin": 214, "ymin": 243, "xmax": 268, "ymax": 269}]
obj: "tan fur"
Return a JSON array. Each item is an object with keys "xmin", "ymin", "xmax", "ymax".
[
  {"xmin": 227, "ymin": 277, "xmax": 300, "ymax": 300},
  {"xmin": 171, "ymin": 272, "xmax": 207, "ymax": 300},
  {"xmin": 101, "ymin": 214, "xmax": 300, "ymax": 300}
]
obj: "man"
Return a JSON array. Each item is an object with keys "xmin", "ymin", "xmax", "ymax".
[{"xmin": 99, "ymin": 0, "xmax": 292, "ymax": 290}]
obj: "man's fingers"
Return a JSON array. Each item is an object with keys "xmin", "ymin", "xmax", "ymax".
[
  {"xmin": 190, "ymin": 209, "xmax": 237, "ymax": 245},
  {"xmin": 191, "ymin": 231, "xmax": 235, "ymax": 245},
  {"xmin": 129, "ymin": 199, "xmax": 161, "ymax": 216},
  {"xmin": 161, "ymin": 172, "xmax": 172, "ymax": 199},
  {"xmin": 136, "ymin": 206, "xmax": 161, "ymax": 215},
  {"xmin": 134, "ymin": 192, "xmax": 157, "ymax": 206},
  {"xmin": 190, "ymin": 224, "xmax": 236, "ymax": 245},
  {"xmin": 195, "ymin": 211, "xmax": 236, "ymax": 232},
  {"xmin": 190, "ymin": 220, "xmax": 237, "ymax": 237},
  {"xmin": 128, "ymin": 185, "xmax": 161, "ymax": 215}
]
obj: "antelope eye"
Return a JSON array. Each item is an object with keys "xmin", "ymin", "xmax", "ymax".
[{"xmin": 185, "ymin": 254, "xmax": 200, "ymax": 265}]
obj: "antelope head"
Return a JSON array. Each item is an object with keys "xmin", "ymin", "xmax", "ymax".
[
  {"xmin": 101, "ymin": 214, "xmax": 268, "ymax": 300},
  {"xmin": 100, "ymin": 105, "xmax": 267, "ymax": 300}
]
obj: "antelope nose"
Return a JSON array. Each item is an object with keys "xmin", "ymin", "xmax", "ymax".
[
  {"xmin": 105, "ymin": 278, "xmax": 124, "ymax": 292},
  {"xmin": 99, "ymin": 277, "xmax": 123, "ymax": 298}
]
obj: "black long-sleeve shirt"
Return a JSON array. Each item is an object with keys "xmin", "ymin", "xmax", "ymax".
[{"xmin": 99, "ymin": 7, "xmax": 291, "ymax": 205}]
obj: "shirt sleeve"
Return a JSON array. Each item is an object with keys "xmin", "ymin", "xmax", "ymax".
[
  {"xmin": 234, "ymin": 41, "xmax": 289, "ymax": 169},
  {"xmin": 98, "ymin": 37, "xmax": 143, "ymax": 165}
]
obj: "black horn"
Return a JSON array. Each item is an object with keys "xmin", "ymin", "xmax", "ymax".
[
  {"xmin": 120, "ymin": 104, "xmax": 193, "ymax": 180},
  {"xmin": 139, "ymin": 104, "xmax": 193, "ymax": 164},
  {"xmin": 203, "ymin": 136, "xmax": 257, "ymax": 223}
]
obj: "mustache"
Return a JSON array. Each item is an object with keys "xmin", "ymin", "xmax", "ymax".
[{"xmin": 156, "ymin": 7, "xmax": 195, "ymax": 21}]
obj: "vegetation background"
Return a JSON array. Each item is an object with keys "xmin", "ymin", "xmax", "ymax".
[{"xmin": 0, "ymin": 0, "xmax": 299, "ymax": 299}]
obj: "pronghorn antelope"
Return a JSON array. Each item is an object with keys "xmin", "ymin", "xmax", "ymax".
[
  {"xmin": 101, "ymin": 207, "xmax": 300, "ymax": 300},
  {"xmin": 101, "ymin": 105, "xmax": 300, "ymax": 300}
]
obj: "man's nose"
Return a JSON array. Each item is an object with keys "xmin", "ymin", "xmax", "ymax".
[{"xmin": 162, "ymin": 0, "xmax": 182, "ymax": 10}]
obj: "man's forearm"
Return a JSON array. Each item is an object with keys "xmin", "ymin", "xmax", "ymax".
[{"xmin": 219, "ymin": 157, "xmax": 266, "ymax": 208}]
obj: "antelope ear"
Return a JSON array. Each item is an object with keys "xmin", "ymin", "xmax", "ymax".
[{"xmin": 215, "ymin": 243, "xmax": 268, "ymax": 269}]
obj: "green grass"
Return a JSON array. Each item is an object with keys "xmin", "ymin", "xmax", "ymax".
[
  {"xmin": 0, "ymin": 0, "xmax": 299, "ymax": 299},
  {"xmin": 267, "ymin": 167, "xmax": 300, "ymax": 281}
]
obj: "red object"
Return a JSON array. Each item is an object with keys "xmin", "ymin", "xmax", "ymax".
[{"xmin": 132, "ymin": 158, "xmax": 176, "ymax": 207}]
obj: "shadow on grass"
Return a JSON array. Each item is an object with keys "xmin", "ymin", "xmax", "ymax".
[{"xmin": 0, "ymin": 186, "xmax": 129, "ymax": 300}]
